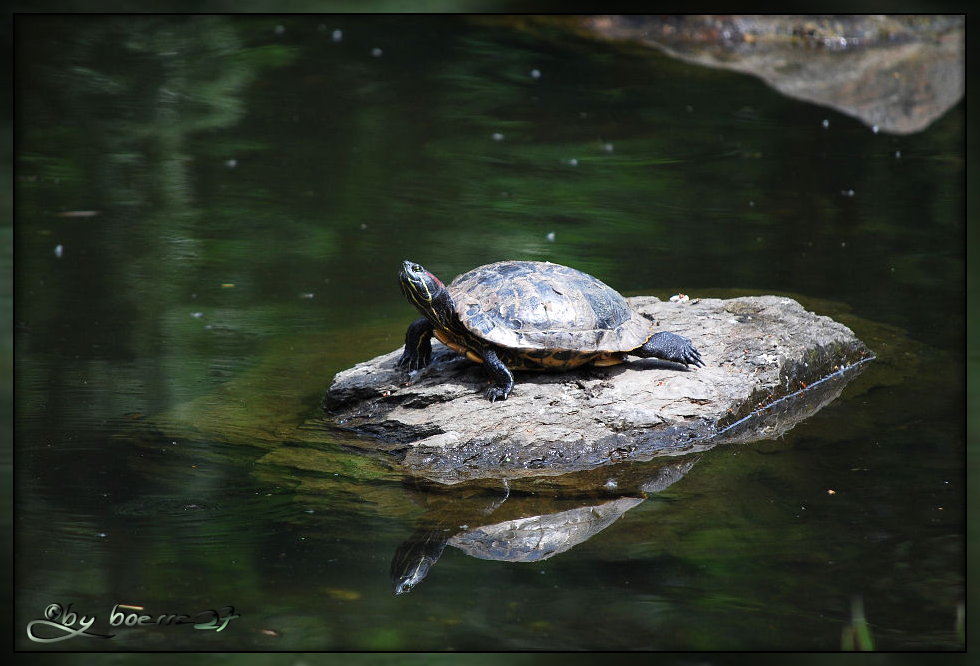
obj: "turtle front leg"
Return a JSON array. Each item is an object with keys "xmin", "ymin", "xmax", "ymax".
[
  {"xmin": 481, "ymin": 348, "xmax": 514, "ymax": 402},
  {"xmin": 633, "ymin": 331, "xmax": 704, "ymax": 368},
  {"xmin": 397, "ymin": 317, "xmax": 434, "ymax": 370}
]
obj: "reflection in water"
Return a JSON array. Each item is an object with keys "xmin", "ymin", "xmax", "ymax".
[
  {"xmin": 21, "ymin": 16, "xmax": 253, "ymax": 210},
  {"xmin": 18, "ymin": 16, "xmax": 261, "ymax": 432},
  {"xmin": 387, "ymin": 357, "xmax": 868, "ymax": 595},
  {"xmin": 711, "ymin": 355, "xmax": 871, "ymax": 442},
  {"xmin": 391, "ymin": 458, "xmax": 695, "ymax": 595}
]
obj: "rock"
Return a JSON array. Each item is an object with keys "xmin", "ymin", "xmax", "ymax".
[
  {"xmin": 324, "ymin": 295, "xmax": 874, "ymax": 483},
  {"xmin": 571, "ymin": 15, "xmax": 964, "ymax": 135}
]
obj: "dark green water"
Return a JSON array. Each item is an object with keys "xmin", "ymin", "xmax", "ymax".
[{"xmin": 14, "ymin": 15, "xmax": 964, "ymax": 651}]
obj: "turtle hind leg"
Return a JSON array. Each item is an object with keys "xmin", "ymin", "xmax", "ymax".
[
  {"xmin": 633, "ymin": 331, "xmax": 704, "ymax": 368},
  {"xmin": 397, "ymin": 317, "xmax": 434, "ymax": 370},
  {"xmin": 481, "ymin": 347, "xmax": 514, "ymax": 402}
]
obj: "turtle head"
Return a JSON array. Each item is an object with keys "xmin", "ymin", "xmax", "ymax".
[
  {"xmin": 390, "ymin": 531, "xmax": 446, "ymax": 595},
  {"xmin": 399, "ymin": 260, "xmax": 451, "ymax": 321}
]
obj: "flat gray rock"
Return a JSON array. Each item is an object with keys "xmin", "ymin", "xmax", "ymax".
[{"xmin": 324, "ymin": 295, "xmax": 873, "ymax": 483}]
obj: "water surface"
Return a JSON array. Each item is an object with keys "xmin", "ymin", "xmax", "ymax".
[{"xmin": 15, "ymin": 15, "xmax": 964, "ymax": 651}]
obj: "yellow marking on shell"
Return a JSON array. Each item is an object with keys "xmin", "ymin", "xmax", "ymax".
[
  {"xmin": 512, "ymin": 351, "xmax": 625, "ymax": 370},
  {"xmin": 537, "ymin": 354, "xmax": 578, "ymax": 369},
  {"xmin": 591, "ymin": 353, "xmax": 626, "ymax": 367},
  {"xmin": 433, "ymin": 326, "xmax": 626, "ymax": 372},
  {"xmin": 510, "ymin": 351, "xmax": 594, "ymax": 370},
  {"xmin": 432, "ymin": 327, "xmax": 454, "ymax": 347}
]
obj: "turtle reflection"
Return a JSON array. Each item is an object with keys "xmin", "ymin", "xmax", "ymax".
[{"xmin": 391, "ymin": 457, "xmax": 696, "ymax": 595}]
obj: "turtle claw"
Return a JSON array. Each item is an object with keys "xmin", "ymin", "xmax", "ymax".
[
  {"xmin": 680, "ymin": 346, "xmax": 704, "ymax": 368},
  {"xmin": 485, "ymin": 386, "xmax": 511, "ymax": 402},
  {"xmin": 397, "ymin": 350, "xmax": 431, "ymax": 371}
]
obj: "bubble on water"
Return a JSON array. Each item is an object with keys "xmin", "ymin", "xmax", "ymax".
[
  {"xmin": 53, "ymin": 244, "xmax": 63, "ymax": 258},
  {"xmin": 602, "ymin": 143, "xmax": 614, "ymax": 153},
  {"xmin": 225, "ymin": 158, "xmax": 237, "ymax": 168},
  {"xmin": 895, "ymin": 150, "xmax": 902, "ymax": 159},
  {"xmin": 274, "ymin": 25, "xmax": 286, "ymax": 35},
  {"xmin": 546, "ymin": 231, "xmax": 556, "ymax": 242},
  {"xmin": 332, "ymin": 29, "xmax": 343, "ymax": 42},
  {"xmin": 567, "ymin": 158, "xmax": 578, "ymax": 167},
  {"xmin": 370, "ymin": 47, "xmax": 383, "ymax": 57},
  {"xmin": 822, "ymin": 119, "xmax": 830, "ymax": 129},
  {"xmin": 529, "ymin": 68, "xmax": 541, "ymax": 79},
  {"xmin": 872, "ymin": 125, "xmax": 880, "ymax": 134},
  {"xmin": 190, "ymin": 312, "xmax": 204, "ymax": 319},
  {"xmin": 492, "ymin": 132, "xmax": 504, "ymax": 141}
]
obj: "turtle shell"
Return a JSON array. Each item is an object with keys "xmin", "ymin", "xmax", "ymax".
[{"xmin": 448, "ymin": 261, "xmax": 651, "ymax": 354}]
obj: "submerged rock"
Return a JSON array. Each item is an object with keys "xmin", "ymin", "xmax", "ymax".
[{"xmin": 324, "ymin": 295, "xmax": 873, "ymax": 483}]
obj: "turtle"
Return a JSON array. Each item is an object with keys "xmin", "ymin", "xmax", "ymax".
[{"xmin": 397, "ymin": 259, "xmax": 703, "ymax": 402}]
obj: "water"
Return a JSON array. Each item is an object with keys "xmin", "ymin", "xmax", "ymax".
[{"xmin": 13, "ymin": 15, "xmax": 964, "ymax": 651}]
